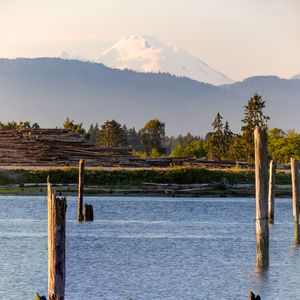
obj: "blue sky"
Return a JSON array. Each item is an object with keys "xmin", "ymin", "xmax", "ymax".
[{"xmin": 0, "ymin": 0, "xmax": 299, "ymax": 80}]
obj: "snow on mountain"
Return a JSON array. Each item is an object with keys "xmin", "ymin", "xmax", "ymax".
[
  {"xmin": 292, "ymin": 74, "xmax": 300, "ymax": 80},
  {"xmin": 58, "ymin": 51, "xmax": 86, "ymax": 61},
  {"xmin": 96, "ymin": 35, "xmax": 234, "ymax": 86}
]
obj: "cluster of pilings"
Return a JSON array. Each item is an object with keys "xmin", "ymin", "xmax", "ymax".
[
  {"xmin": 254, "ymin": 127, "xmax": 300, "ymax": 270},
  {"xmin": 253, "ymin": 127, "xmax": 300, "ymax": 299}
]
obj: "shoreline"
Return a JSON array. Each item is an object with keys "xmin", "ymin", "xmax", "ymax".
[{"xmin": 0, "ymin": 184, "xmax": 292, "ymax": 198}]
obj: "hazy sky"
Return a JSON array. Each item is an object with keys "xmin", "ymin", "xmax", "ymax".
[{"xmin": 0, "ymin": 0, "xmax": 299, "ymax": 81}]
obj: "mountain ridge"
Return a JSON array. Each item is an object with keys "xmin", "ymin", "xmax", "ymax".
[{"xmin": 0, "ymin": 57, "xmax": 299, "ymax": 135}]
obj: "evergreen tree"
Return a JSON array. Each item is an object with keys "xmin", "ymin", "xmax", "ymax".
[
  {"xmin": 241, "ymin": 94, "xmax": 269, "ymax": 161},
  {"xmin": 126, "ymin": 127, "xmax": 143, "ymax": 151},
  {"xmin": 207, "ymin": 112, "xmax": 224, "ymax": 159},
  {"xmin": 85, "ymin": 123, "xmax": 99, "ymax": 143},
  {"xmin": 96, "ymin": 120, "xmax": 127, "ymax": 148},
  {"xmin": 223, "ymin": 121, "xmax": 233, "ymax": 159}
]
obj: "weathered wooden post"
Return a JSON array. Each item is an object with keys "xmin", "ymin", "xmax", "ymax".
[
  {"xmin": 78, "ymin": 159, "xmax": 84, "ymax": 222},
  {"xmin": 84, "ymin": 203, "xmax": 94, "ymax": 222},
  {"xmin": 48, "ymin": 177, "xmax": 67, "ymax": 300},
  {"xmin": 291, "ymin": 158, "xmax": 300, "ymax": 244},
  {"xmin": 254, "ymin": 127, "xmax": 269, "ymax": 269},
  {"xmin": 268, "ymin": 160, "xmax": 276, "ymax": 224},
  {"xmin": 291, "ymin": 158, "xmax": 299, "ymax": 223},
  {"xmin": 249, "ymin": 291, "xmax": 261, "ymax": 300},
  {"xmin": 35, "ymin": 293, "xmax": 47, "ymax": 300}
]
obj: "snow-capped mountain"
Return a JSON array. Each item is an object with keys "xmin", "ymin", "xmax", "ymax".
[
  {"xmin": 292, "ymin": 74, "xmax": 300, "ymax": 80},
  {"xmin": 96, "ymin": 35, "xmax": 234, "ymax": 86}
]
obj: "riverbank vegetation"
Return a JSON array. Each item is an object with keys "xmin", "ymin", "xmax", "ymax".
[
  {"xmin": 1, "ymin": 93, "xmax": 300, "ymax": 164},
  {"xmin": 0, "ymin": 167, "xmax": 291, "ymax": 186}
]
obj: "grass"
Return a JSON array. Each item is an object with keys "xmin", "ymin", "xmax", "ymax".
[{"xmin": 0, "ymin": 166, "xmax": 291, "ymax": 186}]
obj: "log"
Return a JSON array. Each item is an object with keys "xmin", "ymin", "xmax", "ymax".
[
  {"xmin": 48, "ymin": 177, "xmax": 67, "ymax": 300},
  {"xmin": 291, "ymin": 158, "xmax": 300, "ymax": 224},
  {"xmin": 254, "ymin": 127, "xmax": 269, "ymax": 269},
  {"xmin": 78, "ymin": 159, "xmax": 84, "ymax": 222},
  {"xmin": 268, "ymin": 160, "xmax": 276, "ymax": 224},
  {"xmin": 84, "ymin": 204, "xmax": 94, "ymax": 222}
]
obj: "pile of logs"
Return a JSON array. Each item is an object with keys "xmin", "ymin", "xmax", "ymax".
[
  {"xmin": 0, "ymin": 129, "xmax": 271, "ymax": 169},
  {"xmin": 0, "ymin": 129, "xmax": 144, "ymax": 167}
]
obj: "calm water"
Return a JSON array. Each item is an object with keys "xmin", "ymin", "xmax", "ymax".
[{"xmin": 0, "ymin": 196, "xmax": 299, "ymax": 300}]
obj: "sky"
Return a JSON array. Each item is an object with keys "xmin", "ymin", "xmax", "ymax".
[{"xmin": 0, "ymin": 0, "xmax": 299, "ymax": 81}]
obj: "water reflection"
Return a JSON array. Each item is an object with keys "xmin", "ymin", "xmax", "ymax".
[
  {"xmin": 294, "ymin": 222, "xmax": 300, "ymax": 245},
  {"xmin": 291, "ymin": 222, "xmax": 300, "ymax": 256},
  {"xmin": 255, "ymin": 263, "xmax": 269, "ymax": 281}
]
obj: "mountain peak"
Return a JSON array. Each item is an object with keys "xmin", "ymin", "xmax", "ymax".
[
  {"xmin": 111, "ymin": 35, "xmax": 163, "ymax": 50},
  {"xmin": 97, "ymin": 34, "xmax": 233, "ymax": 85}
]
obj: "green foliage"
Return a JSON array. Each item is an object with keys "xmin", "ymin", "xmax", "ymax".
[
  {"xmin": 206, "ymin": 113, "xmax": 233, "ymax": 160},
  {"xmin": 149, "ymin": 148, "xmax": 160, "ymax": 158},
  {"xmin": 141, "ymin": 119, "xmax": 165, "ymax": 154},
  {"xmin": 226, "ymin": 134, "xmax": 247, "ymax": 160},
  {"xmin": 131, "ymin": 150, "xmax": 148, "ymax": 159},
  {"xmin": 96, "ymin": 120, "xmax": 127, "ymax": 147},
  {"xmin": 63, "ymin": 117, "xmax": 85, "ymax": 135},
  {"xmin": 241, "ymin": 94, "xmax": 269, "ymax": 161},
  {"xmin": 207, "ymin": 112, "xmax": 224, "ymax": 159},
  {"xmin": 0, "ymin": 167, "xmax": 291, "ymax": 186},
  {"xmin": 0, "ymin": 121, "xmax": 40, "ymax": 131},
  {"xmin": 126, "ymin": 127, "xmax": 144, "ymax": 151},
  {"xmin": 85, "ymin": 123, "xmax": 99, "ymax": 143},
  {"xmin": 268, "ymin": 128, "xmax": 300, "ymax": 163},
  {"xmin": 170, "ymin": 139, "xmax": 207, "ymax": 158}
]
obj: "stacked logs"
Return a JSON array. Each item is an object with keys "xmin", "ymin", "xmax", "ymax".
[{"xmin": 0, "ymin": 129, "xmax": 144, "ymax": 167}]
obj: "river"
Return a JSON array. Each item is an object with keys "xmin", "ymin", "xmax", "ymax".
[{"xmin": 0, "ymin": 196, "xmax": 298, "ymax": 299}]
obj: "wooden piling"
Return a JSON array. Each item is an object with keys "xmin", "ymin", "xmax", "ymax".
[
  {"xmin": 291, "ymin": 158, "xmax": 299, "ymax": 224},
  {"xmin": 78, "ymin": 159, "xmax": 84, "ymax": 222},
  {"xmin": 48, "ymin": 177, "xmax": 67, "ymax": 300},
  {"xmin": 249, "ymin": 291, "xmax": 261, "ymax": 300},
  {"xmin": 254, "ymin": 127, "xmax": 269, "ymax": 268},
  {"xmin": 84, "ymin": 204, "xmax": 94, "ymax": 222},
  {"xmin": 36, "ymin": 293, "xmax": 46, "ymax": 300},
  {"xmin": 268, "ymin": 160, "xmax": 276, "ymax": 224}
]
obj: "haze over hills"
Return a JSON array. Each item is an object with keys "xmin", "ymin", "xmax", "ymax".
[
  {"xmin": 292, "ymin": 74, "xmax": 300, "ymax": 80},
  {"xmin": 96, "ymin": 35, "xmax": 234, "ymax": 86},
  {"xmin": 0, "ymin": 58, "xmax": 300, "ymax": 135}
]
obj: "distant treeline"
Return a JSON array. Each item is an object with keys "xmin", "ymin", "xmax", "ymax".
[{"xmin": 2, "ymin": 93, "xmax": 300, "ymax": 164}]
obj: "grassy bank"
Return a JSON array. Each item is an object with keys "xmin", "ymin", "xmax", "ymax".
[{"xmin": 0, "ymin": 166, "xmax": 291, "ymax": 186}]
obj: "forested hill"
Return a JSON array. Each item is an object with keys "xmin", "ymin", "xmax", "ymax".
[{"xmin": 0, "ymin": 58, "xmax": 299, "ymax": 135}]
